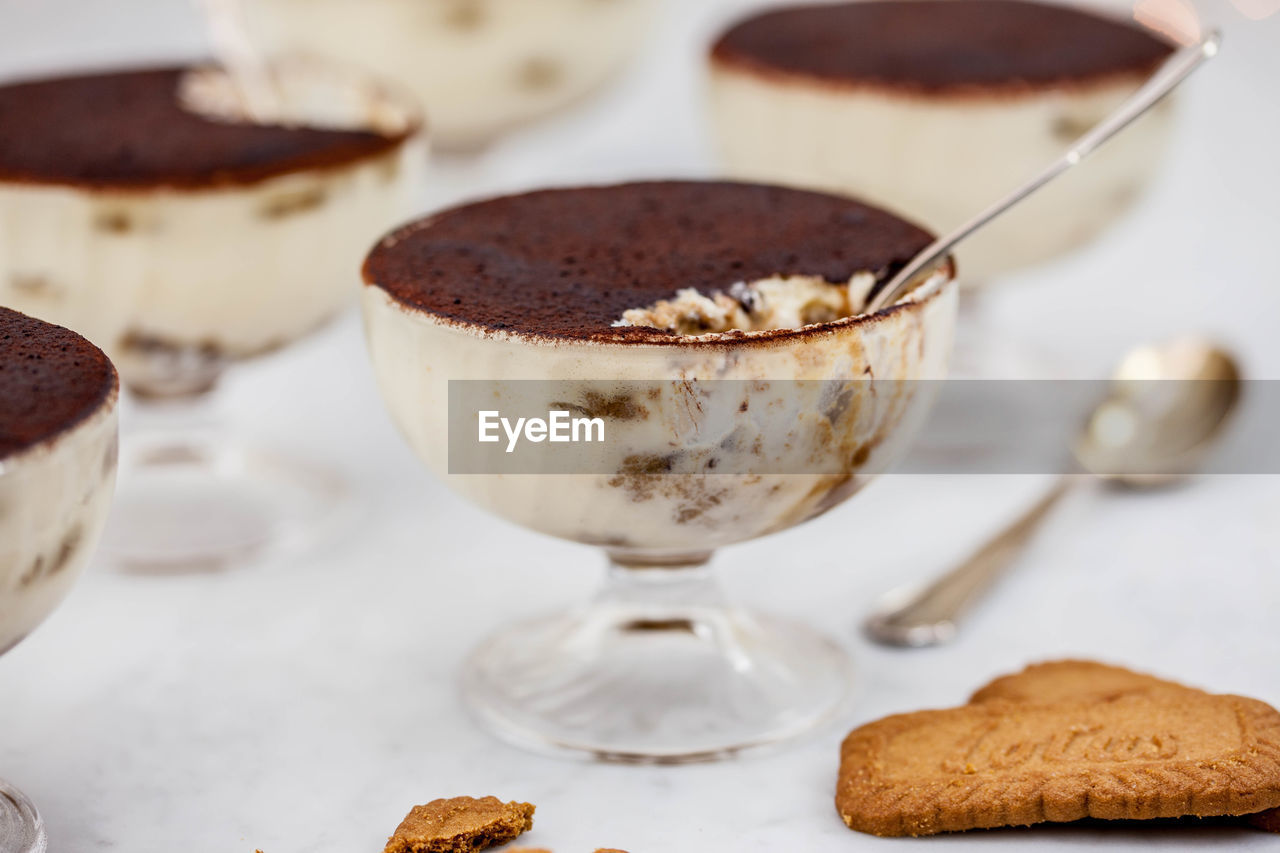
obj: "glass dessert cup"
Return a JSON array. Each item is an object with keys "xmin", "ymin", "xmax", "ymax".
[
  {"xmin": 239, "ymin": 0, "xmax": 662, "ymax": 152},
  {"xmin": 707, "ymin": 5, "xmax": 1179, "ymax": 285},
  {"xmin": 0, "ymin": 60, "xmax": 425, "ymax": 570},
  {"xmin": 362, "ymin": 264, "xmax": 958, "ymax": 762},
  {"xmin": 706, "ymin": 0, "xmax": 1178, "ymax": 395},
  {"xmin": 0, "ymin": 352, "xmax": 119, "ymax": 853}
]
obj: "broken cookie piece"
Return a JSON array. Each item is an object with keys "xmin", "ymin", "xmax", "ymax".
[{"xmin": 385, "ymin": 796, "xmax": 535, "ymax": 853}]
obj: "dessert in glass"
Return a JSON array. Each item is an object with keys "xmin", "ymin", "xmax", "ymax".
[
  {"xmin": 708, "ymin": 0, "xmax": 1178, "ymax": 282},
  {"xmin": 362, "ymin": 181, "xmax": 957, "ymax": 761},
  {"xmin": 0, "ymin": 61, "xmax": 425, "ymax": 569},
  {"xmin": 0, "ymin": 308, "xmax": 119, "ymax": 853},
  {"xmin": 239, "ymin": 0, "xmax": 662, "ymax": 151}
]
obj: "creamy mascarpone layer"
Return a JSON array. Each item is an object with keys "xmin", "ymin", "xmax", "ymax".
[
  {"xmin": 0, "ymin": 392, "xmax": 117, "ymax": 654},
  {"xmin": 242, "ymin": 0, "xmax": 660, "ymax": 149},
  {"xmin": 708, "ymin": 67, "xmax": 1175, "ymax": 280},
  {"xmin": 0, "ymin": 137, "xmax": 425, "ymax": 384},
  {"xmin": 362, "ymin": 273, "xmax": 956, "ymax": 557},
  {"xmin": 614, "ymin": 273, "xmax": 877, "ymax": 335}
]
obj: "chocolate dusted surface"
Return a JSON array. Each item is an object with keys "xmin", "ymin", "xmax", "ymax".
[
  {"xmin": 0, "ymin": 67, "xmax": 407, "ymax": 189},
  {"xmin": 0, "ymin": 308, "xmax": 116, "ymax": 459},
  {"xmin": 711, "ymin": 0, "xmax": 1175, "ymax": 94},
  {"xmin": 363, "ymin": 181, "xmax": 935, "ymax": 342}
]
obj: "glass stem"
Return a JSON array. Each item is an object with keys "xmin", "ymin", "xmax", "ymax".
[
  {"xmin": 121, "ymin": 385, "xmax": 228, "ymax": 458},
  {"xmin": 113, "ymin": 336, "xmax": 232, "ymax": 452},
  {"xmin": 591, "ymin": 551, "xmax": 735, "ymax": 636},
  {"xmin": 119, "ymin": 336, "xmax": 229, "ymax": 401}
]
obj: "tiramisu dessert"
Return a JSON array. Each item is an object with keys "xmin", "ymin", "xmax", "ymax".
[
  {"xmin": 709, "ymin": 0, "xmax": 1178, "ymax": 279},
  {"xmin": 0, "ymin": 308, "xmax": 118, "ymax": 655},
  {"xmin": 0, "ymin": 62, "xmax": 422, "ymax": 568},
  {"xmin": 362, "ymin": 181, "xmax": 956, "ymax": 759},
  {"xmin": 241, "ymin": 0, "xmax": 660, "ymax": 150},
  {"xmin": 0, "ymin": 62, "xmax": 424, "ymax": 392},
  {"xmin": 0, "ymin": 314, "xmax": 117, "ymax": 852},
  {"xmin": 0, "ymin": 314, "xmax": 119, "ymax": 851}
]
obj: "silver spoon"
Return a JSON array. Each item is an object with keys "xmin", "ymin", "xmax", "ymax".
[
  {"xmin": 864, "ymin": 337, "xmax": 1242, "ymax": 647},
  {"xmin": 864, "ymin": 30, "xmax": 1221, "ymax": 314}
]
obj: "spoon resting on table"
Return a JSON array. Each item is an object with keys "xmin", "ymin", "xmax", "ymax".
[{"xmin": 863, "ymin": 337, "xmax": 1242, "ymax": 648}]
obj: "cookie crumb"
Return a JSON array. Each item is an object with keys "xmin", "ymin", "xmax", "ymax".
[{"xmin": 385, "ymin": 796, "xmax": 535, "ymax": 853}]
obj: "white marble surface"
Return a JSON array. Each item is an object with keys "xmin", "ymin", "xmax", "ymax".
[{"xmin": 1, "ymin": 0, "xmax": 1279, "ymax": 850}]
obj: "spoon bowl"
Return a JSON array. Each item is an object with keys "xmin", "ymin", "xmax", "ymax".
[{"xmin": 1074, "ymin": 337, "xmax": 1241, "ymax": 486}]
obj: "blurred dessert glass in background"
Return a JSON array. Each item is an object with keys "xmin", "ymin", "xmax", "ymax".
[
  {"xmin": 708, "ymin": 0, "xmax": 1180, "ymax": 283},
  {"xmin": 0, "ymin": 308, "xmax": 119, "ymax": 852},
  {"xmin": 240, "ymin": 0, "xmax": 663, "ymax": 151},
  {"xmin": 0, "ymin": 59, "xmax": 425, "ymax": 569}
]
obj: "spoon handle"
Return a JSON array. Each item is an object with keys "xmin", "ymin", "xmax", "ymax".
[
  {"xmin": 865, "ymin": 30, "xmax": 1222, "ymax": 314},
  {"xmin": 863, "ymin": 475, "xmax": 1074, "ymax": 647},
  {"xmin": 198, "ymin": 0, "xmax": 281, "ymax": 122}
]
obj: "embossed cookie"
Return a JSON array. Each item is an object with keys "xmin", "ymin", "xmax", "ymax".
[
  {"xmin": 385, "ymin": 796, "xmax": 535, "ymax": 853},
  {"xmin": 970, "ymin": 659, "xmax": 1185, "ymax": 705},
  {"xmin": 836, "ymin": 687, "xmax": 1280, "ymax": 836},
  {"xmin": 971, "ymin": 660, "xmax": 1280, "ymax": 834}
]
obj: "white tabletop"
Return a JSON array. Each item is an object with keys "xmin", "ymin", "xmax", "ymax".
[{"xmin": 1, "ymin": 1, "xmax": 1278, "ymax": 850}]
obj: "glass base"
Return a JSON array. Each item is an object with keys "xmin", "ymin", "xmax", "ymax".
[
  {"xmin": 103, "ymin": 431, "xmax": 350, "ymax": 571},
  {"xmin": 0, "ymin": 780, "xmax": 46, "ymax": 853},
  {"xmin": 460, "ymin": 558, "xmax": 854, "ymax": 763}
]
